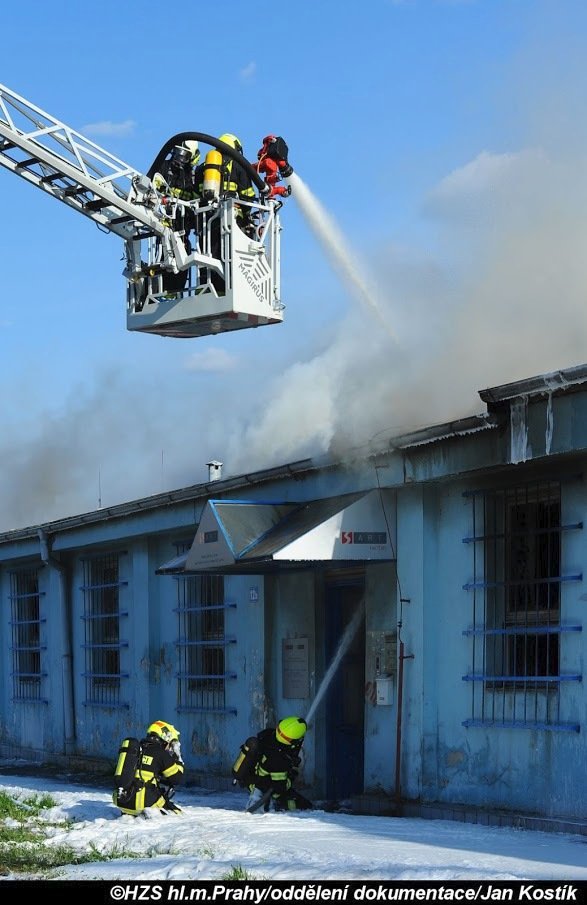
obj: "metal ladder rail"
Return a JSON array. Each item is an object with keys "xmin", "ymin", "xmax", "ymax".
[{"xmin": 0, "ymin": 83, "xmax": 164, "ymax": 241}]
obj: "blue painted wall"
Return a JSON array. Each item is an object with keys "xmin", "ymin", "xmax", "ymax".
[
  {"xmin": 398, "ymin": 474, "xmax": 587, "ymax": 820},
  {"xmin": 1, "ymin": 383, "xmax": 587, "ymax": 821}
]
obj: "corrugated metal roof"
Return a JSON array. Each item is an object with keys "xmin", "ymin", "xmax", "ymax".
[
  {"xmin": 0, "ymin": 458, "xmax": 320, "ymax": 543},
  {"xmin": 13, "ymin": 364, "xmax": 587, "ymax": 546},
  {"xmin": 390, "ymin": 414, "xmax": 497, "ymax": 451},
  {"xmin": 479, "ymin": 364, "xmax": 587, "ymax": 405}
]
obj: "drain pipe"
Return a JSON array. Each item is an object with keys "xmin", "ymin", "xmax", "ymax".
[
  {"xmin": 394, "ymin": 623, "xmax": 414, "ymax": 805},
  {"xmin": 38, "ymin": 529, "xmax": 76, "ymax": 755}
]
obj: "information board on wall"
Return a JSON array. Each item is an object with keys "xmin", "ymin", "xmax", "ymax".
[{"xmin": 282, "ymin": 637, "xmax": 309, "ymax": 699}]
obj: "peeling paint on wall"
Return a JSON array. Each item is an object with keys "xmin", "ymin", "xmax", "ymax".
[
  {"xmin": 445, "ymin": 748, "xmax": 466, "ymax": 768},
  {"xmin": 433, "ymin": 739, "xmax": 516, "ymax": 795},
  {"xmin": 190, "ymin": 726, "xmax": 219, "ymax": 757},
  {"xmin": 140, "ymin": 654, "xmax": 156, "ymax": 683}
]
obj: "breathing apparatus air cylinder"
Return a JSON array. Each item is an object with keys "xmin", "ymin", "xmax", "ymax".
[
  {"xmin": 203, "ymin": 149, "xmax": 222, "ymax": 200},
  {"xmin": 114, "ymin": 736, "xmax": 141, "ymax": 792},
  {"xmin": 231, "ymin": 736, "xmax": 260, "ymax": 787}
]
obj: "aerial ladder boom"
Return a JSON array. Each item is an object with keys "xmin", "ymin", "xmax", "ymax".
[{"xmin": 0, "ymin": 83, "xmax": 291, "ymax": 339}]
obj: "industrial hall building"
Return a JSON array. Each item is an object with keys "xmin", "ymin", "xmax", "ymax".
[{"xmin": 1, "ymin": 363, "xmax": 587, "ymax": 835}]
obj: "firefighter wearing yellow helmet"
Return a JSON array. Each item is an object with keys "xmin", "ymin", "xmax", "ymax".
[
  {"xmin": 217, "ymin": 134, "xmax": 255, "ymax": 202},
  {"xmin": 232, "ymin": 716, "xmax": 313, "ymax": 813},
  {"xmin": 193, "ymin": 133, "xmax": 256, "ymax": 294},
  {"xmin": 112, "ymin": 720, "xmax": 184, "ymax": 817},
  {"xmin": 195, "ymin": 133, "xmax": 255, "ymax": 210},
  {"xmin": 194, "ymin": 134, "xmax": 253, "ymax": 199}
]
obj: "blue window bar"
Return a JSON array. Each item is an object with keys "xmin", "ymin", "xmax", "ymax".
[
  {"xmin": 462, "ymin": 478, "xmax": 582, "ymax": 732},
  {"xmin": 9, "ymin": 568, "xmax": 47, "ymax": 702},
  {"xmin": 173, "ymin": 552, "xmax": 236, "ymax": 714},
  {"xmin": 80, "ymin": 552, "xmax": 129, "ymax": 708}
]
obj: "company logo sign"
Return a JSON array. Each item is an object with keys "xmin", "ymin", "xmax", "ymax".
[
  {"xmin": 238, "ymin": 260, "xmax": 266, "ymax": 303},
  {"xmin": 341, "ymin": 531, "xmax": 387, "ymax": 545}
]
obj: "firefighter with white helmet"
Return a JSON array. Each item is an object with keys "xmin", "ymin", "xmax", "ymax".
[
  {"xmin": 152, "ymin": 141, "xmax": 201, "ymax": 296},
  {"xmin": 154, "ymin": 142, "xmax": 200, "ymax": 201},
  {"xmin": 232, "ymin": 716, "xmax": 313, "ymax": 813},
  {"xmin": 113, "ymin": 720, "xmax": 184, "ymax": 817},
  {"xmin": 182, "ymin": 140, "xmax": 201, "ymax": 165}
]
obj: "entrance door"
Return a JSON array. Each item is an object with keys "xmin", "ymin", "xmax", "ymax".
[{"xmin": 324, "ymin": 576, "xmax": 365, "ymax": 801}]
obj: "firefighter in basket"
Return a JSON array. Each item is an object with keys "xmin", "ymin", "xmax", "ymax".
[
  {"xmin": 193, "ymin": 133, "xmax": 256, "ymax": 294},
  {"xmin": 232, "ymin": 716, "xmax": 313, "ymax": 813},
  {"xmin": 113, "ymin": 720, "xmax": 184, "ymax": 817},
  {"xmin": 153, "ymin": 141, "xmax": 200, "ymax": 296}
]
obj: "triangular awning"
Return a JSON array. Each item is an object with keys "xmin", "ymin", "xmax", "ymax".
[{"xmin": 157, "ymin": 489, "xmax": 396, "ymax": 575}]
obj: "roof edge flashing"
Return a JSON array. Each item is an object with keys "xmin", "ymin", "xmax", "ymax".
[
  {"xmin": 479, "ymin": 364, "xmax": 587, "ymax": 407},
  {"xmin": 387, "ymin": 413, "xmax": 496, "ymax": 452}
]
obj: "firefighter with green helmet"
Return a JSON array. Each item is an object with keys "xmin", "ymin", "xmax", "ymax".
[
  {"xmin": 232, "ymin": 716, "xmax": 313, "ymax": 812},
  {"xmin": 113, "ymin": 720, "xmax": 184, "ymax": 817}
]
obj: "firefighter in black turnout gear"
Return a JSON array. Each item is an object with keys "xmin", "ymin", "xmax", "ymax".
[
  {"xmin": 232, "ymin": 716, "xmax": 313, "ymax": 812},
  {"xmin": 113, "ymin": 720, "xmax": 184, "ymax": 816},
  {"xmin": 153, "ymin": 142, "xmax": 200, "ymax": 296}
]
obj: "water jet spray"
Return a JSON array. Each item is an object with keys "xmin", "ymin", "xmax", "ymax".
[{"xmin": 305, "ymin": 598, "xmax": 365, "ymax": 727}]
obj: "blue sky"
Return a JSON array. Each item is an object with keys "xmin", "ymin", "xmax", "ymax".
[{"xmin": 2, "ymin": 0, "xmax": 587, "ymax": 529}]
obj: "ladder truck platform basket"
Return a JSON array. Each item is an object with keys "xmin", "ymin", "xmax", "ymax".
[{"xmin": 0, "ymin": 83, "xmax": 290, "ymax": 340}]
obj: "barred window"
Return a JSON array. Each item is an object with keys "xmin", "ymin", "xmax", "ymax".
[
  {"xmin": 175, "ymin": 553, "xmax": 236, "ymax": 713},
  {"xmin": 463, "ymin": 479, "xmax": 582, "ymax": 731},
  {"xmin": 81, "ymin": 553, "xmax": 128, "ymax": 708},
  {"xmin": 501, "ymin": 494, "xmax": 560, "ymax": 679},
  {"xmin": 10, "ymin": 568, "xmax": 45, "ymax": 701}
]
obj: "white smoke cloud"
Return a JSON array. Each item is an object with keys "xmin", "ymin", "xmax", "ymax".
[
  {"xmin": 2, "ymin": 17, "xmax": 587, "ymax": 531},
  {"xmin": 4, "ymin": 136, "xmax": 586, "ymax": 531},
  {"xmin": 183, "ymin": 348, "xmax": 238, "ymax": 372},
  {"xmin": 227, "ymin": 141, "xmax": 587, "ymax": 474},
  {"xmin": 424, "ymin": 149, "xmax": 549, "ymax": 224}
]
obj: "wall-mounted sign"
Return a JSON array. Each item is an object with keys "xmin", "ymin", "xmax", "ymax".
[{"xmin": 282, "ymin": 637, "xmax": 309, "ymax": 699}]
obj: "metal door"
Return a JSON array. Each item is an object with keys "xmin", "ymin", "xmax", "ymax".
[{"xmin": 324, "ymin": 577, "xmax": 365, "ymax": 801}]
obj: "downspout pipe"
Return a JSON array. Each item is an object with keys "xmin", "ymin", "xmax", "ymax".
[
  {"xmin": 38, "ymin": 529, "xmax": 76, "ymax": 756},
  {"xmin": 394, "ymin": 640, "xmax": 405, "ymax": 803},
  {"xmin": 394, "ymin": 635, "xmax": 414, "ymax": 806}
]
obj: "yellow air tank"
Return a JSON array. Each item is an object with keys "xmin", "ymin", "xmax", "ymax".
[{"xmin": 203, "ymin": 148, "xmax": 222, "ymax": 200}]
